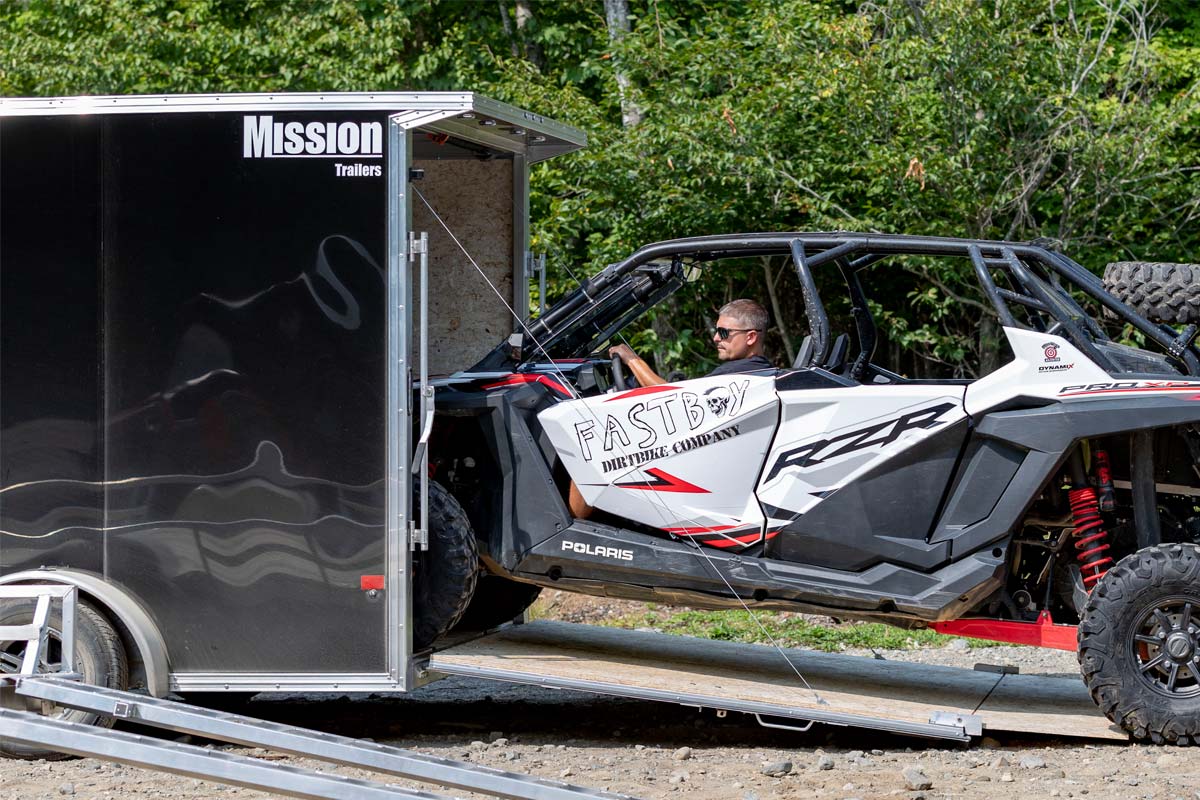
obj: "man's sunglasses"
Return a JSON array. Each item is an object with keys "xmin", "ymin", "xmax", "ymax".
[{"xmin": 714, "ymin": 327, "xmax": 760, "ymax": 341}]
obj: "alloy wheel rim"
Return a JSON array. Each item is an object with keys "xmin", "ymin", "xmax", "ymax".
[{"xmin": 1131, "ymin": 597, "xmax": 1200, "ymax": 698}]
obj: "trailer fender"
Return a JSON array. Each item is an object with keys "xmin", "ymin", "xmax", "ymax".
[{"xmin": 0, "ymin": 569, "xmax": 169, "ymax": 697}]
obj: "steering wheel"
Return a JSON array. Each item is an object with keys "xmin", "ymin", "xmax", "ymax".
[{"xmin": 611, "ymin": 352, "xmax": 631, "ymax": 391}]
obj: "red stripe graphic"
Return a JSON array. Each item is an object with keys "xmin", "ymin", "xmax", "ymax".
[
  {"xmin": 662, "ymin": 524, "xmax": 740, "ymax": 535},
  {"xmin": 615, "ymin": 467, "xmax": 709, "ymax": 494},
  {"xmin": 605, "ymin": 385, "xmax": 680, "ymax": 402},
  {"xmin": 481, "ymin": 373, "xmax": 572, "ymax": 397},
  {"xmin": 1059, "ymin": 385, "xmax": 1200, "ymax": 398},
  {"xmin": 698, "ymin": 530, "xmax": 780, "ymax": 549}
]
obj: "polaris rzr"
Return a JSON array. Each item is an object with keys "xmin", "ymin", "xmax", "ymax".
[{"xmin": 426, "ymin": 232, "xmax": 1200, "ymax": 744}]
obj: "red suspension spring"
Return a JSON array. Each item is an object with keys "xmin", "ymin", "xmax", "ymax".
[{"xmin": 1069, "ymin": 486, "xmax": 1113, "ymax": 588}]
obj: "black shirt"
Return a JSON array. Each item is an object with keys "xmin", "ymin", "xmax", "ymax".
[{"xmin": 707, "ymin": 355, "xmax": 774, "ymax": 377}]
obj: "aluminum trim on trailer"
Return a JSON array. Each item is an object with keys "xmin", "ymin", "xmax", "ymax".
[
  {"xmin": 0, "ymin": 92, "xmax": 586, "ymax": 160},
  {"xmin": 513, "ymin": 153, "xmax": 531, "ymax": 322},
  {"xmin": 169, "ymin": 673, "xmax": 404, "ymax": 692},
  {"xmin": 386, "ymin": 116, "xmax": 412, "ymax": 689}
]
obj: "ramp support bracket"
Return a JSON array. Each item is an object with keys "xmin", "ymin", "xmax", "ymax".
[{"xmin": 929, "ymin": 710, "xmax": 984, "ymax": 738}]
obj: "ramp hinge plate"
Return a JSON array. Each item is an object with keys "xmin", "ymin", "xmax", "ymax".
[{"xmin": 928, "ymin": 710, "xmax": 983, "ymax": 737}]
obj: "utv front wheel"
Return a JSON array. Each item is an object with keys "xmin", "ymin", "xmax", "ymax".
[
  {"xmin": 454, "ymin": 575, "xmax": 542, "ymax": 632},
  {"xmin": 412, "ymin": 481, "xmax": 479, "ymax": 650},
  {"xmin": 1079, "ymin": 543, "xmax": 1200, "ymax": 744}
]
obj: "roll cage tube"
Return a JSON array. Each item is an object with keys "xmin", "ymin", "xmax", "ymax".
[
  {"xmin": 789, "ymin": 239, "xmax": 831, "ymax": 369},
  {"xmin": 511, "ymin": 233, "xmax": 1200, "ymax": 376}
]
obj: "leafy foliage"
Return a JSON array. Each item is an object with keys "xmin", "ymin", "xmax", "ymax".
[{"xmin": 2, "ymin": 0, "xmax": 1196, "ymax": 377}]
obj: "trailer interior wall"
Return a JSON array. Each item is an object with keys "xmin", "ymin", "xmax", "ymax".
[{"xmin": 411, "ymin": 158, "xmax": 517, "ymax": 375}]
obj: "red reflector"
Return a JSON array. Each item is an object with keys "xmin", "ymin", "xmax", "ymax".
[{"xmin": 360, "ymin": 575, "xmax": 385, "ymax": 591}]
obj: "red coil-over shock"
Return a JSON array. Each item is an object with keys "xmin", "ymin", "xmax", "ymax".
[{"xmin": 1069, "ymin": 449, "xmax": 1115, "ymax": 589}]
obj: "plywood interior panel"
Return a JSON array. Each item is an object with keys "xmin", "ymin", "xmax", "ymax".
[{"xmin": 411, "ymin": 158, "xmax": 515, "ymax": 375}]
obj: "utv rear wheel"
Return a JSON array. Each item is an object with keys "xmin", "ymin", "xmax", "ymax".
[
  {"xmin": 454, "ymin": 575, "xmax": 542, "ymax": 632},
  {"xmin": 0, "ymin": 599, "xmax": 128, "ymax": 760},
  {"xmin": 413, "ymin": 481, "xmax": 479, "ymax": 650},
  {"xmin": 1079, "ymin": 543, "xmax": 1200, "ymax": 744},
  {"xmin": 1103, "ymin": 262, "xmax": 1200, "ymax": 324}
]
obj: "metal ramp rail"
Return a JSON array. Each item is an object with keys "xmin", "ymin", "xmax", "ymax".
[
  {"xmin": 427, "ymin": 620, "xmax": 1124, "ymax": 743},
  {"xmin": 0, "ymin": 585, "xmax": 640, "ymax": 800}
]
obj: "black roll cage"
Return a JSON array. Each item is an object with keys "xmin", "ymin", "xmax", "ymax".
[{"xmin": 524, "ymin": 232, "xmax": 1200, "ymax": 377}]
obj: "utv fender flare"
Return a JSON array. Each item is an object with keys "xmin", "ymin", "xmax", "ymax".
[
  {"xmin": 0, "ymin": 568, "xmax": 170, "ymax": 697},
  {"xmin": 974, "ymin": 395, "xmax": 1200, "ymax": 452}
]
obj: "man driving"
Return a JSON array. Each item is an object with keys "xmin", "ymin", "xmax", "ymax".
[
  {"xmin": 607, "ymin": 298, "xmax": 773, "ymax": 385},
  {"xmin": 568, "ymin": 299, "xmax": 773, "ymax": 518}
]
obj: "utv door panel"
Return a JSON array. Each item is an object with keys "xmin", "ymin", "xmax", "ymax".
[
  {"xmin": 538, "ymin": 375, "xmax": 779, "ymax": 537},
  {"xmin": 929, "ymin": 438, "xmax": 1027, "ymax": 541},
  {"xmin": 758, "ymin": 383, "xmax": 968, "ymax": 571}
]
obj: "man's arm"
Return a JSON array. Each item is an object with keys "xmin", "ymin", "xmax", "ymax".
[{"xmin": 608, "ymin": 343, "xmax": 666, "ymax": 386}]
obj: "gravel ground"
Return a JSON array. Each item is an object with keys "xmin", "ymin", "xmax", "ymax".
[{"xmin": 3, "ymin": 595, "xmax": 1195, "ymax": 800}]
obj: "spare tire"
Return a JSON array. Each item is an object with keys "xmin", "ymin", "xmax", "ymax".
[
  {"xmin": 413, "ymin": 480, "xmax": 478, "ymax": 649},
  {"xmin": 1103, "ymin": 262, "xmax": 1200, "ymax": 324}
]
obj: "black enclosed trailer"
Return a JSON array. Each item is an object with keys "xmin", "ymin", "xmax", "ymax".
[{"xmin": 0, "ymin": 92, "xmax": 584, "ymax": 695}]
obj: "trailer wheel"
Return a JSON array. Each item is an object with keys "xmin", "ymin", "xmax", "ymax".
[
  {"xmin": 1079, "ymin": 543, "xmax": 1200, "ymax": 744},
  {"xmin": 413, "ymin": 481, "xmax": 479, "ymax": 649},
  {"xmin": 0, "ymin": 599, "xmax": 128, "ymax": 760},
  {"xmin": 1103, "ymin": 262, "xmax": 1200, "ymax": 324},
  {"xmin": 454, "ymin": 575, "xmax": 542, "ymax": 632}
]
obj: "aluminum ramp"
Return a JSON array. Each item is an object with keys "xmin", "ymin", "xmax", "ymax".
[
  {"xmin": 428, "ymin": 620, "xmax": 1125, "ymax": 742},
  {"xmin": 0, "ymin": 585, "xmax": 638, "ymax": 800},
  {"xmin": 3, "ymin": 676, "xmax": 640, "ymax": 800}
]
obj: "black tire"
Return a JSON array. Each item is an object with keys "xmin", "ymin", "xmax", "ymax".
[
  {"xmin": 454, "ymin": 575, "xmax": 542, "ymax": 632},
  {"xmin": 1103, "ymin": 262, "xmax": 1200, "ymax": 324},
  {"xmin": 0, "ymin": 599, "xmax": 128, "ymax": 760},
  {"xmin": 1079, "ymin": 543, "xmax": 1200, "ymax": 744},
  {"xmin": 413, "ymin": 480, "xmax": 479, "ymax": 649}
]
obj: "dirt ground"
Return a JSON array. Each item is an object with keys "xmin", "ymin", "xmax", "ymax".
[{"xmin": 3, "ymin": 592, "xmax": 1198, "ymax": 800}]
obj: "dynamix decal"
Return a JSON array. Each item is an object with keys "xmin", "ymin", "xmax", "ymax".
[
  {"xmin": 764, "ymin": 402, "xmax": 957, "ymax": 483},
  {"xmin": 1059, "ymin": 381, "xmax": 1200, "ymax": 397},
  {"xmin": 574, "ymin": 380, "xmax": 750, "ymax": 463},
  {"xmin": 561, "ymin": 540, "xmax": 634, "ymax": 561},
  {"xmin": 243, "ymin": 116, "xmax": 383, "ymax": 160}
]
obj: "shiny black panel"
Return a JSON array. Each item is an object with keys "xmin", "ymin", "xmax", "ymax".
[
  {"xmin": 1, "ymin": 116, "xmax": 104, "ymax": 574},
  {"xmin": 3, "ymin": 111, "xmax": 392, "ymax": 673},
  {"xmin": 766, "ymin": 418, "xmax": 970, "ymax": 571}
]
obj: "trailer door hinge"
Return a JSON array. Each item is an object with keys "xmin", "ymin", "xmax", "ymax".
[
  {"xmin": 409, "ymin": 521, "xmax": 428, "ymax": 551},
  {"xmin": 408, "ymin": 232, "xmax": 428, "ymax": 260}
]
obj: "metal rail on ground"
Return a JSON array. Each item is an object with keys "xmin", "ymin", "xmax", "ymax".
[
  {"xmin": 12, "ymin": 676, "xmax": 636, "ymax": 800},
  {"xmin": 1, "ymin": 585, "xmax": 639, "ymax": 800}
]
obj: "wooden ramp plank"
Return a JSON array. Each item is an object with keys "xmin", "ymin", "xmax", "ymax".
[{"xmin": 431, "ymin": 621, "xmax": 1124, "ymax": 741}]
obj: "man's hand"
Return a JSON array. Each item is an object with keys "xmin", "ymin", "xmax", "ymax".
[
  {"xmin": 607, "ymin": 342, "xmax": 666, "ymax": 386},
  {"xmin": 608, "ymin": 343, "xmax": 640, "ymax": 363}
]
